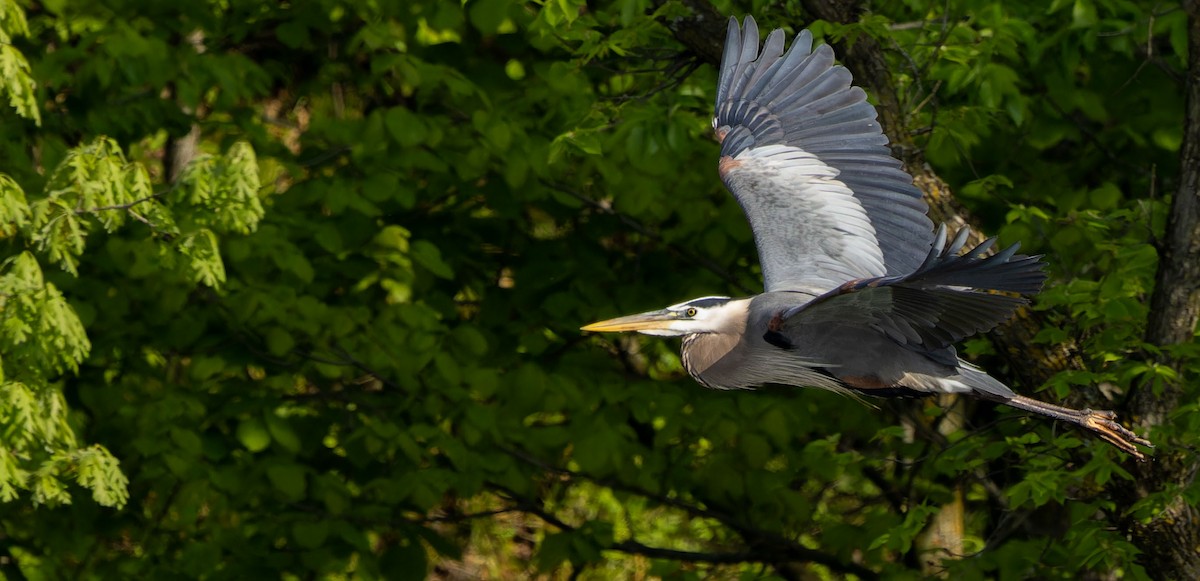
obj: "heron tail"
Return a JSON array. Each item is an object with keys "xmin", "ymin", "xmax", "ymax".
[{"xmin": 955, "ymin": 361, "xmax": 1016, "ymax": 401}]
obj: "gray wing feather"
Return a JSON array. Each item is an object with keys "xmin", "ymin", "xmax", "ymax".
[
  {"xmin": 777, "ymin": 226, "xmax": 1047, "ymax": 351},
  {"xmin": 720, "ymin": 145, "xmax": 887, "ymax": 291},
  {"xmin": 714, "ymin": 16, "xmax": 933, "ymax": 288}
]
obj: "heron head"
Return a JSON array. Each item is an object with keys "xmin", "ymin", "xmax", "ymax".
[{"xmin": 581, "ymin": 296, "xmax": 745, "ymax": 337}]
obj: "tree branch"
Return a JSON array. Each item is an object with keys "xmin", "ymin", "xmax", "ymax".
[
  {"xmin": 507, "ymin": 487, "xmax": 880, "ymax": 579},
  {"xmin": 651, "ymin": 0, "xmax": 726, "ymax": 65},
  {"xmin": 611, "ymin": 539, "xmax": 879, "ymax": 579},
  {"xmin": 75, "ymin": 192, "xmax": 163, "ymax": 214},
  {"xmin": 417, "ymin": 507, "xmax": 520, "ymax": 524}
]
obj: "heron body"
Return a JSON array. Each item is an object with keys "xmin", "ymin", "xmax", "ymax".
[{"xmin": 582, "ymin": 16, "xmax": 1150, "ymax": 459}]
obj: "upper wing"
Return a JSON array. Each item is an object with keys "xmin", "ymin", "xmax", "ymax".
[
  {"xmin": 714, "ymin": 16, "xmax": 933, "ymax": 293},
  {"xmin": 773, "ymin": 226, "xmax": 1047, "ymax": 352}
]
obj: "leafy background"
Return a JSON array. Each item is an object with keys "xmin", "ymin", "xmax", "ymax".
[{"xmin": 0, "ymin": 0, "xmax": 1196, "ymax": 579}]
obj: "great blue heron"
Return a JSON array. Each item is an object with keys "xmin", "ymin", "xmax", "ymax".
[{"xmin": 582, "ymin": 16, "xmax": 1151, "ymax": 459}]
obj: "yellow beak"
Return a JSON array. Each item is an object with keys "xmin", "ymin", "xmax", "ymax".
[{"xmin": 580, "ymin": 309, "xmax": 675, "ymax": 333}]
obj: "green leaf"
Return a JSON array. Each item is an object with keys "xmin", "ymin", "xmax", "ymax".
[
  {"xmin": 292, "ymin": 521, "xmax": 329, "ymax": 549},
  {"xmin": 170, "ymin": 428, "xmax": 203, "ymax": 455},
  {"xmin": 452, "ymin": 325, "xmax": 488, "ymax": 356},
  {"xmin": 0, "ymin": 174, "xmax": 29, "ymax": 230},
  {"xmin": 380, "ymin": 536, "xmax": 428, "ymax": 580},
  {"xmin": 0, "ymin": 45, "xmax": 41, "ymax": 124},
  {"xmin": 1153, "ymin": 127, "xmax": 1183, "ymax": 152},
  {"xmin": 738, "ymin": 433, "xmax": 771, "ymax": 468},
  {"xmin": 410, "ymin": 240, "xmax": 453, "ymax": 279},
  {"xmin": 190, "ymin": 356, "xmax": 226, "ymax": 381},
  {"xmin": 1071, "ymin": 0, "xmax": 1098, "ymax": 28},
  {"xmin": 237, "ymin": 418, "xmax": 272, "ymax": 453},
  {"xmin": 264, "ymin": 412, "xmax": 302, "ymax": 454},
  {"xmin": 276, "ymin": 20, "xmax": 310, "ymax": 48},
  {"xmin": 178, "ymin": 229, "xmax": 226, "ymax": 287},
  {"xmin": 536, "ymin": 532, "xmax": 574, "ymax": 569},
  {"xmin": 266, "ymin": 463, "xmax": 307, "ymax": 501},
  {"xmin": 1089, "ymin": 182, "xmax": 1122, "ymax": 210},
  {"xmin": 504, "ymin": 59, "xmax": 524, "ymax": 80},
  {"xmin": 264, "ymin": 327, "xmax": 295, "ymax": 356},
  {"xmin": 385, "ymin": 107, "xmax": 428, "ymax": 147}
]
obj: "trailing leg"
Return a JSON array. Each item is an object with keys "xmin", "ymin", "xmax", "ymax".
[{"xmin": 1002, "ymin": 395, "xmax": 1152, "ymax": 460}]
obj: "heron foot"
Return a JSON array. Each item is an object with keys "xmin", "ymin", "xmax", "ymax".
[
  {"xmin": 1081, "ymin": 408, "xmax": 1154, "ymax": 462},
  {"xmin": 1003, "ymin": 396, "xmax": 1153, "ymax": 461}
]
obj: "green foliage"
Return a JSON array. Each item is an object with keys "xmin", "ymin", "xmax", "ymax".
[
  {"xmin": 28, "ymin": 137, "xmax": 135, "ymax": 273},
  {"xmin": 0, "ymin": 0, "xmax": 1192, "ymax": 579},
  {"xmin": 175, "ymin": 141, "xmax": 264, "ymax": 236},
  {"xmin": 0, "ymin": 251, "xmax": 125, "ymax": 507},
  {"xmin": 0, "ymin": 252, "xmax": 89, "ymax": 376},
  {"xmin": 0, "ymin": 128, "xmax": 260, "ymax": 511},
  {"xmin": 0, "ymin": 41, "xmax": 262, "ymax": 514},
  {"xmin": 0, "ymin": 0, "xmax": 40, "ymax": 125}
]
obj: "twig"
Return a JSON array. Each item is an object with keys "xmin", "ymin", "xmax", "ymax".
[
  {"xmin": 909, "ymin": 80, "xmax": 942, "ymax": 117},
  {"xmin": 126, "ymin": 209, "xmax": 155, "ymax": 227},
  {"xmin": 76, "ymin": 192, "xmax": 163, "ymax": 214},
  {"xmin": 606, "ymin": 57, "xmax": 703, "ymax": 104},
  {"xmin": 418, "ymin": 507, "xmax": 520, "ymax": 524},
  {"xmin": 298, "ymin": 146, "xmax": 351, "ymax": 167}
]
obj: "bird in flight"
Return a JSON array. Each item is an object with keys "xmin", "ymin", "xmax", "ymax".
[{"xmin": 582, "ymin": 16, "xmax": 1150, "ymax": 459}]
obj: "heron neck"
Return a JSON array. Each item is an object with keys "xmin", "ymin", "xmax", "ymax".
[{"xmin": 681, "ymin": 330, "xmax": 745, "ymax": 386}]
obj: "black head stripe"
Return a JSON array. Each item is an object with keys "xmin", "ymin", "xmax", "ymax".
[{"xmin": 685, "ymin": 297, "xmax": 731, "ymax": 309}]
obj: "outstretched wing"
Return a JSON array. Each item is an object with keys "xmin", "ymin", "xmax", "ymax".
[
  {"xmin": 774, "ymin": 226, "xmax": 1047, "ymax": 352},
  {"xmin": 714, "ymin": 16, "xmax": 933, "ymax": 294}
]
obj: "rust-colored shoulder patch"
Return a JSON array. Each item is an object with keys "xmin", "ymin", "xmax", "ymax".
[
  {"xmin": 715, "ymin": 126, "xmax": 729, "ymax": 143},
  {"xmin": 767, "ymin": 309, "xmax": 786, "ymax": 333},
  {"xmin": 718, "ymin": 155, "xmax": 742, "ymax": 177}
]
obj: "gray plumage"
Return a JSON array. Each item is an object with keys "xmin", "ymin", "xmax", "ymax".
[
  {"xmin": 583, "ymin": 16, "xmax": 1150, "ymax": 459},
  {"xmin": 714, "ymin": 16, "xmax": 933, "ymax": 287}
]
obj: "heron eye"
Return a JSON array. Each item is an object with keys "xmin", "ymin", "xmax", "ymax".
[{"xmin": 685, "ymin": 307, "xmax": 698, "ymax": 317}]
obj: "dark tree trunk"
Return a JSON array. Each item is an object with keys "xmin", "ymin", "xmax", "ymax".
[
  {"xmin": 1115, "ymin": 3, "xmax": 1200, "ymax": 579},
  {"xmin": 1142, "ymin": 0, "xmax": 1200, "ymax": 372}
]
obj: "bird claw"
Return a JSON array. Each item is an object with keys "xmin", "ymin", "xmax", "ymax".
[
  {"xmin": 1006, "ymin": 396, "xmax": 1152, "ymax": 460},
  {"xmin": 1083, "ymin": 408, "xmax": 1117, "ymax": 420},
  {"xmin": 1082, "ymin": 409, "xmax": 1153, "ymax": 461}
]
